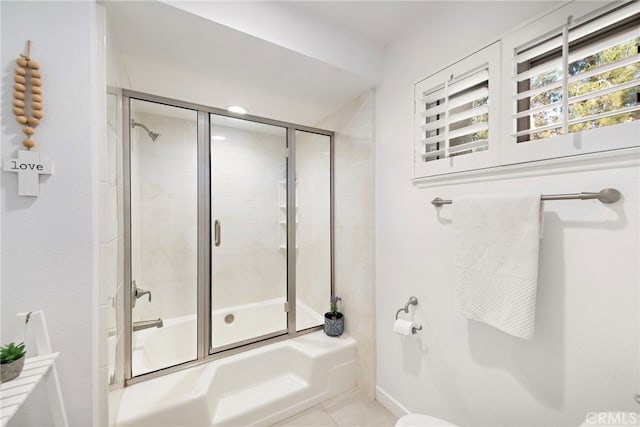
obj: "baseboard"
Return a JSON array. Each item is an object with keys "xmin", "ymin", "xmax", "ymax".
[{"xmin": 376, "ymin": 386, "xmax": 409, "ymax": 419}]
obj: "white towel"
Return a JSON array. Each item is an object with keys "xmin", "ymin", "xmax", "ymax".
[{"xmin": 453, "ymin": 193, "xmax": 542, "ymax": 339}]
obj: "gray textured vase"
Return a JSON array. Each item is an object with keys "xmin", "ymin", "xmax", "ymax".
[
  {"xmin": 324, "ymin": 312, "xmax": 344, "ymax": 337},
  {"xmin": 1, "ymin": 356, "xmax": 26, "ymax": 383}
]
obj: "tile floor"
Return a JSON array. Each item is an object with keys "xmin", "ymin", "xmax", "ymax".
[{"xmin": 273, "ymin": 388, "xmax": 397, "ymax": 427}]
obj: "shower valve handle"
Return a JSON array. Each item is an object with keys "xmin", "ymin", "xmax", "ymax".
[{"xmin": 131, "ymin": 280, "xmax": 152, "ymax": 307}]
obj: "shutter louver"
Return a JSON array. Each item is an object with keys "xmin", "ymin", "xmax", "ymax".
[
  {"xmin": 416, "ymin": 67, "xmax": 490, "ymax": 162},
  {"xmin": 514, "ymin": 1, "xmax": 640, "ymax": 142}
]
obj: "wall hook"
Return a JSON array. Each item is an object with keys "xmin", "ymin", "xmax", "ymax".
[{"xmin": 20, "ymin": 40, "xmax": 31, "ymax": 60}]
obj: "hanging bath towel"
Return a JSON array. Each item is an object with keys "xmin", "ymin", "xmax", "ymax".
[{"xmin": 453, "ymin": 193, "xmax": 542, "ymax": 339}]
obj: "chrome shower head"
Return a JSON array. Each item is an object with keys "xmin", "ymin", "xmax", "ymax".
[
  {"xmin": 147, "ymin": 131, "xmax": 161, "ymax": 143},
  {"xmin": 131, "ymin": 119, "xmax": 161, "ymax": 143}
]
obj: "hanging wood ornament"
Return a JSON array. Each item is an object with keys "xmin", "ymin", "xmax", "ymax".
[
  {"xmin": 4, "ymin": 40, "xmax": 53, "ymax": 197},
  {"xmin": 12, "ymin": 40, "xmax": 43, "ymax": 150}
]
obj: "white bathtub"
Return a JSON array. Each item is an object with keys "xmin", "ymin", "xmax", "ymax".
[
  {"xmin": 118, "ymin": 331, "xmax": 357, "ymax": 426},
  {"xmin": 132, "ymin": 298, "xmax": 324, "ymax": 375},
  {"xmin": 211, "ymin": 298, "xmax": 324, "ymax": 349},
  {"xmin": 132, "ymin": 315, "xmax": 197, "ymax": 376}
]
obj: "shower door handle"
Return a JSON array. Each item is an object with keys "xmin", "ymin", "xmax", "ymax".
[{"xmin": 214, "ymin": 219, "xmax": 221, "ymax": 247}]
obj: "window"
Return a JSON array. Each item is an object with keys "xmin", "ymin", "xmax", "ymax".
[
  {"xmin": 414, "ymin": 42, "xmax": 500, "ymax": 178},
  {"xmin": 499, "ymin": 0, "xmax": 640, "ymax": 165},
  {"xmin": 514, "ymin": 1, "xmax": 639, "ymax": 142},
  {"xmin": 413, "ymin": 1, "xmax": 639, "ymax": 182},
  {"xmin": 420, "ymin": 68, "xmax": 489, "ymax": 160}
]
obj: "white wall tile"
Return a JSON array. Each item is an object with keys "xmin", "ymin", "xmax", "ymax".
[
  {"xmin": 168, "ymin": 199, "xmax": 197, "ymax": 226},
  {"xmin": 99, "ymin": 240, "xmax": 119, "ymax": 304},
  {"xmin": 98, "ymin": 304, "xmax": 109, "ymax": 370},
  {"xmin": 209, "ymin": 124, "xmax": 287, "ymax": 310},
  {"xmin": 101, "ymin": 93, "xmax": 124, "ymax": 401},
  {"xmin": 96, "ymin": 366, "xmax": 109, "ymax": 427},
  {"xmin": 131, "ymin": 112, "xmax": 198, "ymax": 322},
  {"xmin": 99, "ymin": 182, "xmax": 119, "ymax": 243},
  {"xmin": 316, "ymin": 91, "xmax": 375, "ymax": 398}
]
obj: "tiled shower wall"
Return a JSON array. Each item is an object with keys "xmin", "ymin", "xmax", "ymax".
[
  {"xmin": 106, "ymin": 17, "xmax": 128, "ymax": 424},
  {"xmin": 211, "ymin": 125, "xmax": 287, "ymax": 309},
  {"xmin": 131, "ymin": 113, "xmax": 198, "ymax": 321},
  {"xmin": 132, "ymin": 118, "xmax": 333, "ymax": 318},
  {"xmin": 296, "ymin": 132, "xmax": 332, "ymax": 320},
  {"xmin": 103, "ymin": 93, "xmax": 125, "ymax": 407},
  {"xmin": 211, "ymin": 125, "xmax": 332, "ymax": 319},
  {"xmin": 317, "ymin": 90, "xmax": 375, "ymax": 397}
]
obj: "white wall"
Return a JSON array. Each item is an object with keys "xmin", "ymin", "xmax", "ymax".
[
  {"xmin": 318, "ymin": 90, "xmax": 376, "ymax": 398},
  {"xmin": 0, "ymin": 1, "xmax": 102, "ymax": 425},
  {"xmin": 375, "ymin": 2, "xmax": 639, "ymax": 426},
  {"xmin": 162, "ymin": 1, "xmax": 383, "ymax": 84}
]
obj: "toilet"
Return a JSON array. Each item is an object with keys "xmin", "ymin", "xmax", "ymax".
[{"xmin": 396, "ymin": 414, "xmax": 458, "ymax": 426}]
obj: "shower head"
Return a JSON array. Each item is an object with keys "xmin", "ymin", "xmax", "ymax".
[
  {"xmin": 131, "ymin": 119, "xmax": 161, "ymax": 142},
  {"xmin": 147, "ymin": 131, "xmax": 161, "ymax": 143}
]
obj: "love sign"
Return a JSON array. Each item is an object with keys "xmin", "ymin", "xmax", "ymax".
[{"xmin": 3, "ymin": 150, "xmax": 54, "ymax": 196}]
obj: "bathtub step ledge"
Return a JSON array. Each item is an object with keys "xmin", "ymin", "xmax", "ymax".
[
  {"xmin": 116, "ymin": 331, "xmax": 357, "ymax": 427},
  {"xmin": 212, "ymin": 373, "xmax": 309, "ymax": 425}
]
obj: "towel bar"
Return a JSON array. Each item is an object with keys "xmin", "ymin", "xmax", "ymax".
[{"xmin": 431, "ymin": 188, "xmax": 621, "ymax": 207}]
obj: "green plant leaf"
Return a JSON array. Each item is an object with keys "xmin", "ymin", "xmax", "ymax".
[{"xmin": 1, "ymin": 342, "xmax": 26, "ymax": 364}]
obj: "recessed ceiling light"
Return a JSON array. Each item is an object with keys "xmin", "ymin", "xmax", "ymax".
[
  {"xmin": 211, "ymin": 135, "xmax": 226, "ymax": 141},
  {"xmin": 227, "ymin": 105, "xmax": 248, "ymax": 114}
]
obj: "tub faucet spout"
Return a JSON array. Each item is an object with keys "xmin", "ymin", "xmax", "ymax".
[{"xmin": 133, "ymin": 318, "xmax": 163, "ymax": 332}]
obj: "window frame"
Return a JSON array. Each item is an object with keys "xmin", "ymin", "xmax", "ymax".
[
  {"xmin": 413, "ymin": 42, "xmax": 501, "ymax": 178},
  {"xmin": 499, "ymin": 0, "xmax": 640, "ymax": 165},
  {"xmin": 413, "ymin": 1, "xmax": 640, "ymax": 183}
]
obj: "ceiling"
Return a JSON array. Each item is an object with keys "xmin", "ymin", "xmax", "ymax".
[
  {"xmin": 108, "ymin": 1, "xmax": 380, "ymax": 126},
  {"xmin": 108, "ymin": 1, "xmax": 554, "ymax": 126},
  {"xmin": 286, "ymin": 1, "xmax": 435, "ymax": 48}
]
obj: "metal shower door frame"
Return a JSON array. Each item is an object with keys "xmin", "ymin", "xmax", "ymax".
[{"xmin": 117, "ymin": 89, "xmax": 334, "ymax": 386}]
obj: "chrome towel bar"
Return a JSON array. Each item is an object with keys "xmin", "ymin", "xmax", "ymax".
[{"xmin": 431, "ymin": 188, "xmax": 621, "ymax": 207}]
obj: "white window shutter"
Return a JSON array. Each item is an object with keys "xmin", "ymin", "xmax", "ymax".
[
  {"xmin": 513, "ymin": 1, "xmax": 639, "ymax": 142},
  {"xmin": 414, "ymin": 42, "xmax": 500, "ymax": 179},
  {"xmin": 500, "ymin": 0, "xmax": 640, "ymax": 165}
]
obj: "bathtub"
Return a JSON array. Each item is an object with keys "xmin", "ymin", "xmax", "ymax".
[
  {"xmin": 211, "ymin": 297, "xmax": 325, "ymax": 350},
  {"xmin": 132, "ymin": 298, "xmax": 324, "ymax": 375},
  {"xmin": 118, "ymin": 331, "xmax": 357, "ymax": 426},
  {"xmin": 132, "ymin": 314, "xmax": 197, "ymax": 376}
]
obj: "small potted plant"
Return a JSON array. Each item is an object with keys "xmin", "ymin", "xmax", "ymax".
[
  {"xmin": 1, "ymin": 342, "xmax": 26, "ymax": 383},
  {"xmin": 324, "ymin": 295, "xmax": 344, "ymax": 337}
]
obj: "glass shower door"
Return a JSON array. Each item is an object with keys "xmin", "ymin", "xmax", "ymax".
[
  {"xmin": 210, "ymin": 114, "xmax": 289, "ymax": 351},
  {"xmin": 129, "ymin": 99, "xmax": 198, "ymax": 376},
  {"xmin": 294, "ymin": 130, "xmax": 331, "ymax": 331}
]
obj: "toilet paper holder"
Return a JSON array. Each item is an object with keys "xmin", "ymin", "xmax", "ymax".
[{"xmin": 395, "ymin": 296, "xmax": 423, "ymax": 334}]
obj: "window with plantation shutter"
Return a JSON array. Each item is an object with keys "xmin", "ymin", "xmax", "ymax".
[
  {"xmin": 502, "ymin": 0, "xmax": 640, "ymax": 164},
  {"xmin": 515, "ymin": 1, "xmax": 639, "ymax": 140},
  {"xmin": 414, "ymin": 42, "xmax": 500, "ymax": 178},
  {"xmin": 413, "ymin": 1, "xmax": 639, "ymax": 185}
]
